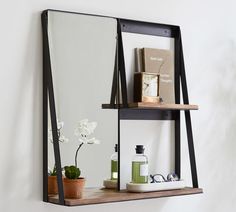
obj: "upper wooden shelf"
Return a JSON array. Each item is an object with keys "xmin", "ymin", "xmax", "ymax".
[
  {"xmin": 102, "ymin": 103, "xmax": 199, "ymax": 110},
  {"xmin": 48, "ymin": 187, "xmax": 203, "ymax": 206}
]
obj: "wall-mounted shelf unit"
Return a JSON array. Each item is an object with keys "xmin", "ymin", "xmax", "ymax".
[{"xmin": 42, "ymin": 9, "xmax": 203, "ymax": 207}]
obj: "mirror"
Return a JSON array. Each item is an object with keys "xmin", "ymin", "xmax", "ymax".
[{"xmin": 47, "ymin": 11, "xmax": 118, "ymax": 188}]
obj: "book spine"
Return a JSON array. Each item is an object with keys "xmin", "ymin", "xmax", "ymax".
[
  {"xmin": 134, "ymin": 48, "xmax": 143, "ymax": 72},
  {"xmin": 142, "ymin": 48, "xmax": 145, "ymax": 72}
]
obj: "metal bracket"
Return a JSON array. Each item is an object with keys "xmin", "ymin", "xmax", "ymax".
[
  {"xmin": 42, "ymin": 10, "xmax": 65, "ymax": 205},
  {"xmin": 179, "ymin": 30, "xmax": 199, "ymax": 188}
]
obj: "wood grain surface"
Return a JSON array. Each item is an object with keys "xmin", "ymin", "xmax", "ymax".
[
  {"xmin": 48, "ymin": 187, "xmax": 203, "ymax": 206},
  {"xmin": 102, "ymin": 103, "xmax": 199, "ymax": 110}
]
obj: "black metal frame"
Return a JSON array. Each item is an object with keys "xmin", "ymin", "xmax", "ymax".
[
  {"xmin": 115, "ymin": 19, "xmax": 198, "ymax": 190},
  {"xmin": 42, "ymin": 11, "xmax": 65, "ymax": 205},
  {"xmin": 42, "ymin": 9, "xmax": 199, "ymax": 206}
]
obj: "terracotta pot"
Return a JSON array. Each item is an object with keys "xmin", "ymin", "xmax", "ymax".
[
  {"xmin": 48, "ymin": 176, "xmax": 58, "ymax": 195},
  {"xmin": 63, "ymin": 178, "xmax": 85, "ymax": 199}
]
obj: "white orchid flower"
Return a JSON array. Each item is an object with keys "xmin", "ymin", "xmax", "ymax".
[
  {"xmin": 74, "ymin": 119, "xmax": 97, "ymax": 137},
  {"xmin": 57, "ymin": 121, "xmax": 64, "ymax": 130},
  {"xmin": 74, "ymin": 119, "xmax": 100, "ymax": 145},
  {"xmin": 74, "ymin": 119, "xmax": 100, "ymax": 168},
  {"xmin": 59, "ymin": 135, "xmax": 69, "ymax": 143},
  {"xmin": 48, "ymin": 119, "xmax": 69, "ymax": 143}
]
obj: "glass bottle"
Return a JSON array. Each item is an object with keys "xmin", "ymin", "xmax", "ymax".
[
  {"xmin": 111, "ymin": 144, "xmax": 118, "ymax": 180},
  {"xmin": 132, "ymin": 145, "xmax": 148, "ymax": 184}
]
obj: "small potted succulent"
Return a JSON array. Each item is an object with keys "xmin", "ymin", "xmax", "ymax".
[
  {"xmin": 48, "ymin": 120, "xmax": 68, "ymax": 195},
  {"xmin": 63, "ymin": 119, "xmax": 100, "ymax": 199},
  {"xmin": 63, "ymin": 166, "xmax": 85, "ymax": 199}
]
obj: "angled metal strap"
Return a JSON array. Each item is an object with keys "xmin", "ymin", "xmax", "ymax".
[
  {"xmin": 179, "ymin": 30, "xmax": 199, "ymax": 188},
  {"xmin": 42, "ymin": 11, "xmax": 49, "ymax": 203},
  {"xmin": 110, "ymin": 38, "xmax": 118, "ymax": 106},
  {"xmin": 174, "ymin": 29, "xmax": 181, "ymax": 178},
  {"xmin": 117, "ymin": 19, "xmax": 128, "ymax": 107},
  {"xmin": 110, "ymin": 19, "xmax": 128, "ymax": 107},
  {"xmin": 42, "ymin": 11, "xmax": 65, "ymax": 205}
]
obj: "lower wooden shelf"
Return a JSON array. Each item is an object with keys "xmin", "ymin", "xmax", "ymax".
[{"xmin": 48, "ymin": 187, "xmax": 203, "ymax": 206}]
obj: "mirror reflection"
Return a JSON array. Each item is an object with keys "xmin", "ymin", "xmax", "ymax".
[{"xmin": 47, "ymin": 11, "xmax": 118, "ymax": 191}]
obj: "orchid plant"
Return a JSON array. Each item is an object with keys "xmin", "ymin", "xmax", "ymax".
[
  {"xmin": 48, "ymin": 120, "xmax": 68, "ymax": 176},
  {"xmin": 74, "ymin": 119, "xmax": 100, "ymax": 168}
]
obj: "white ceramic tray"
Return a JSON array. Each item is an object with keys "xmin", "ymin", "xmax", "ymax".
[{"xmin": 126, "ymin": 180, "xmax": 185, "ymax": 193}]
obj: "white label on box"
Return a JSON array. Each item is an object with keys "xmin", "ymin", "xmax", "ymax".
[
  {"xmin": 112, "ymin": 172, "xmax": 118, "ymax": 179},
  {"xmin": 140, "ymin": 164, "xmax": 148, "ymax": 176}
]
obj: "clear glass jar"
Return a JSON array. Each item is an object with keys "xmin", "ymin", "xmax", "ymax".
[
  {"xmin": 132, "ymin": 145, "xmax": 148, "ymax": 184},
  {"xmin": 111, "ymin": 144, "xmax": 118, "ymax": 180}
]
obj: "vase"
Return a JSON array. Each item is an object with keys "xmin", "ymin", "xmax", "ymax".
[
  {"xmin": 63, "ymin": 178, "xmax": 85, "ymax": 199},
  {"xmin": 48, "ymin": 176, "xmax": 58, "ymax": 195}
]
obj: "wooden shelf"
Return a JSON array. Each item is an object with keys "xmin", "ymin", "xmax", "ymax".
[
  {"xmin": 48, "ymin": 187, "xmax": 203, "ymax": 206},
  {"xmin": 102, "ymin": 103, "xmax": 199, "ymax": 110}
]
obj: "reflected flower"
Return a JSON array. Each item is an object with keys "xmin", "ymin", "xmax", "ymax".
[{"xmin": 48, "ymin": 119, "xmax": 69, "ymax": 143}]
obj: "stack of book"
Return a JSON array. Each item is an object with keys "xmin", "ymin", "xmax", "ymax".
[{"xmin": 135, "ymin": 48, "xmax": 175, "ymax": 104}]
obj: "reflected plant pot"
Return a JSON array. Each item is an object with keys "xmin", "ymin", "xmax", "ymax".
[
  {"xmin": 63, "ymin": 178, "xmax": 85, "ymax": 199},
  {"xmin": 48, "ymin": 176, "xmax": 58, "ymax": 195}
]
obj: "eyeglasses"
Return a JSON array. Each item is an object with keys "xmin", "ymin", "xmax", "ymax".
[{"xmin": 150, "ymin": 173, "xmax": 179, "ymax": 183}]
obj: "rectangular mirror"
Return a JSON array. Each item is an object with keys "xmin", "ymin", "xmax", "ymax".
[{"xmin": 46, "ymin": 10, "xmax": 118, "ymax": 192}]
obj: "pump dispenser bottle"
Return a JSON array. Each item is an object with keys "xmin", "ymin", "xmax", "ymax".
[
  {"xmin": 132, "ymin": 145, "xmax": 148, "ymax": 183},
  {"xmin": 111, "ymin": 144, "xmax": 118, "ymax": 180}
]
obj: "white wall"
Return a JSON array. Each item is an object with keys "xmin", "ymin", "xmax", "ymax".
[
  {"xmin": 120, "ymin": 33, "xmax": 175, "ymax": 189},
  {"xmin": 0, "ymin": 0, "xmax": 236, "ymax": 212}
]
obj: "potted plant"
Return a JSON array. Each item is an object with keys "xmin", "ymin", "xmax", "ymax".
[
  {"xmin": 48, "ymin": 166, "xmax": 58, "ymax": 195},
  {"xmin": 63, "ymin": 119, "xmax": 100, "ymax": 199},
  {"xmin": 48, "ymin": 120, "xmax": 68, "ymax": 195},
  {"xmin": 63, "ymin": 166, "xmax": 85, "ymax": 199}
]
